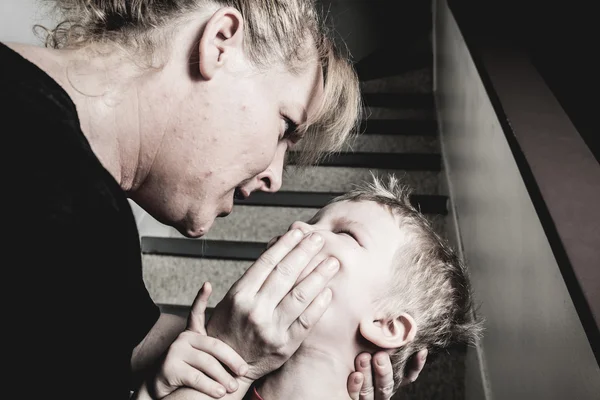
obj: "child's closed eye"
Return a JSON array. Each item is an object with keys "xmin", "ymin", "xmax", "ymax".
[{"xmin": 335, "ymin": 229, "xmax": 358, "ymax": 242}]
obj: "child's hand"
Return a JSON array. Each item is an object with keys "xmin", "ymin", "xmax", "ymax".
[{"xmin": 147, "ymin": 283, "xmax": 249, "ymax": 399}]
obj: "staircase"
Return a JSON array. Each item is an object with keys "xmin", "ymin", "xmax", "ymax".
[{"xmin": 136, "ymin": 48, "xmax": 467, "ymax": 399}]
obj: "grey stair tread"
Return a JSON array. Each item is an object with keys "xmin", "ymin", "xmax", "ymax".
[
  {"xmin": 360, "ymin": 67, "xmax": 433, "ymax": 94},
  {"xmin": 142, "ymin": 238, "xmax": 265, "ymax": 261},
  {"xmin": 343, "ymin": 134, "xmax": 438, "ymax": 153},
  {"xmin": 363, "ymin": 107, "xmax": 435, "ymax": 120},
  {"xmin": 143, "ymin": 255, "xmax": 247, "ymax": 307},
  {"xmin": 139, "ymin": 206, "xmax": 446, "ymax": 243},
  {"xmin": 236, "ymin": 191, "xmax": 448, "ymax": 214},
  {"xmin": 358, "ymin": 120, "xmax": 438, "ymax": 136},
  {"xmin": 362, "ymin": 93, "xmax": 434, "ymax": 108},
  {"xmin": 281, "ymin": 167, "xmax": 440, "ymax": 193},
  {"xmin": 289, "ymin": 152, "xmax": 441, "ymax": 171}
]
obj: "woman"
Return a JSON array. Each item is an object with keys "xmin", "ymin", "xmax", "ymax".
[{"xmin": 3, "ymin": 1, "xmax": 426, "ymax": 399}]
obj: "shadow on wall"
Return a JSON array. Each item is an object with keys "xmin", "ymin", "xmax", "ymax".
[{"xmin": 318, "ymin": 0, "xmax": 432, "ymax": 78}]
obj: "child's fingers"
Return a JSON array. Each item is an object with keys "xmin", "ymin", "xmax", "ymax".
[
  {"xmin": 182, "ymin": 347, "xmax": 241, "ymax": 394},
  {"xmin": 177, "ymin": 363, "xmax": 228, "ymax": 399},
  {"xmin": 347, "ymin": 372, "xmax": 364, "ymax": 400},
  {"xmin": 187, "ymin": 282, "xmax": 212, "ymax": 334},
  {"xmin": 187, "ymin": 334, "xmax": 249, "ymax": 378}
]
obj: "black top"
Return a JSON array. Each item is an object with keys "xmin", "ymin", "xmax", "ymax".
[{"xmin": 1, "ymin": 42, "xmax": 160, "ymax": 398}]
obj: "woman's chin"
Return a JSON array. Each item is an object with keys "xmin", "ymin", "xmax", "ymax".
[{"xmin": 179, "ymin": 217, "xmax": 214, "ymax": 238}]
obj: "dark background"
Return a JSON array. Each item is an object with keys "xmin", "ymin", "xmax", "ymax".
[
  {"xmin": 450, "ymin": 0, "xmax": 597, "ymax": 162},
  {"xmin": 344, "ymin": 0, "xmax": 597, "ymax": 162}
]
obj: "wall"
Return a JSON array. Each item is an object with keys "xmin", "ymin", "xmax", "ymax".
[
  {"xmin": 433, "ymin": 0, "xmax": 600, "ymax": 398},
  {"xmin": 0, "ymin": 0, "xmax": 57, "ymax": 45}
]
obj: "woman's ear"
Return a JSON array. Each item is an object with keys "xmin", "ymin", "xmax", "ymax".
[
  {"xmin": 359, "ymin": 313, "xmax": 417, "ymax": 349},
  {"xmin": 197, "ymin": 7, "xmax": 244, "ymax": 80}
]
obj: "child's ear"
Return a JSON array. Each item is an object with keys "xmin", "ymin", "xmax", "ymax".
[
  {"xmin": 359, "ymin": 313, "xmax": 417, "ymax": 349},
  {"xmin": 197, "ymin": 7, "xmax": 244, "ymax": 80}
]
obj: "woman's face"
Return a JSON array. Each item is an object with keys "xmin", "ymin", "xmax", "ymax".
[{"xmin": 134, "ymin": 56, "xmax": 324, "ymax": 237}]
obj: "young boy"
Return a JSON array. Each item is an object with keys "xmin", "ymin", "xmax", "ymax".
[{"xmin": 140, "ymin": 174, "xmax": 482, "ymax": 400}]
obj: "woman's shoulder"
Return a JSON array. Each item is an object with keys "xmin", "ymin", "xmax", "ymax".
[{"xmin": 1, "ymin": 42, "xmax": 78, "ymax": 122}]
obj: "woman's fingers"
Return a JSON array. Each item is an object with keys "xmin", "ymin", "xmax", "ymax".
[
  {"xmin": 353, "ymin": 352, "xmax": 395, "ymax": 400},
  {"xmin": 256, "ymin": 232, "xmax": 326, "ymax": 305},
  {"xmin": 348, "ymin": 372, "xmax": 365, "ymax": 400},
  {"xmin": 355, "ymin": 353, "xmax": 374, "ymax": 400},
  {"xmin": 276, "ymin": 257, "xmax": 339, "ymax": 327},
  {"xmin": 235, "ymin": 229, "xmax": 306, "ymax": 294},
  {"xmin": 286, "ymin": 287, "xmax": 332, "ymax": 341},
  {"xmin": 372, "ymin": 352, "xmax": 395, "ymax": 400},
  {"xmin": 400, "ymin": 348, "xmax": 428, "ymax": 386}
]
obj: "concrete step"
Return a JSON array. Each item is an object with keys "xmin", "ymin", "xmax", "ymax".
[
  {"xmin": 234, "ymin": 192, "xmax": 448, "ymax": 214},
  {"xmin": 342, "ymin": 134, "xmax": 438, "ymax": 154},
  {"xmin": 289, "ymin": 152, "xmax": 440, "ymax": 170},
  {"xmin": 364, "ymin": 106, "xmax": 435, "ymax": 120},
  {"xmin": 360, "ymin": 66, "xmax": 433, "ymax": 94},
  {"xmin": 142, "ymin": 255, "xmax": 247, "ymax": 307},
  {"xmin": 138, "ymin": 205, "xmax": 447, "ymax": 243},
  {"xmin": 281, "ymin": 167, "xmax": 440, "ymax": 193}
]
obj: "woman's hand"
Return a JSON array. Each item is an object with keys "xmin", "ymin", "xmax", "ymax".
[
  {"xmin": 144, "ymin": 283, "xmax": 249, "ymax": 399},
  {"xmin": 347, "ymin": 350, "xmax": 428, "ymax": 400},
  {"xmin": 206, "ymin": 229, "xmax": 339, "ymax": 381}
]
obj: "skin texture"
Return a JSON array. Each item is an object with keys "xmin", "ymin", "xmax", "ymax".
[
  {"xmin": 138, "ymin": 201, "xmax": 428, "ymax": 400},
  {"xmin": 6, "ymin": 5, "xmax": 426, "ymax": 399}
]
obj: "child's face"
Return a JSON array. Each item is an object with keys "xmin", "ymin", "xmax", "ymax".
[{"xmin": 285, "ymin": 200, "xmax": 403, "ymax": 349}]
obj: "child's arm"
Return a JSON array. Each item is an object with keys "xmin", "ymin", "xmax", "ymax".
[
  {"xmin": 131, "ymin": 283, "xmax": 249, "ymax": 400},
  {"xmin": 159, "ymin": 379, "xmax": 254, "ymax": 400},
  {"xmin": 134, "ymin": 378, "xmax": 253, "ymax": 400}
]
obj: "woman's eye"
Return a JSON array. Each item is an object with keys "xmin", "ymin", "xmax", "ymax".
[{"xmin": 282, "ymin": 117, "xmax": 301, "ymax": 143}]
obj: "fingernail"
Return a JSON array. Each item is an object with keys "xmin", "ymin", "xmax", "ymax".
[
  {"xmin": 354, "ymin": 375, "xmax": 363, "ymax": 384},
  {"xmin": 360, "ymin": 359, "xmax": 369, "ymax": 368},
  {"xmin": 238, "ymin": 364, "xmax": 248, "ymax": 376},
  {"xmin": 309, "ymin": 232, "xmax": 323, "ymax": 244},
  {"xmin": 376, "ymin": 357, "xmax": 385, "ymax": 367},
  {"xmin": 326, "ymin": 258, "xmax": 339, "ymax": 271},
  {"xmin": 229, "ymin": 380, "xmax": 238, "ymax": 391},
  {"xmin": 322, "ymin": 287, "xmax": 332, "ymax": 303},
  {"xmin": 291, "ymin": 229, "xmax": 303, "ymax": 240},
  {"xmin": 217, "ymin": 387, "xmax": 226, "ymax": 397}
]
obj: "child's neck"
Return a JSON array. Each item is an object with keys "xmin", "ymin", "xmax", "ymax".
[{"xmin": 257, "ymin": 344, "xmax": 357, "ymax": 400}]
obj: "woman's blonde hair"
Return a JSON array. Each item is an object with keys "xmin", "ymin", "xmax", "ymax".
[{"xmin": 41, "ymin": 0, "xmax": 362, "ymax": 165}]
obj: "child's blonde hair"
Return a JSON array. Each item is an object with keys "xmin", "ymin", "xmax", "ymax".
[{"xmin": 331, "ymin": 173, "xmax": 483, "ymax": 392}]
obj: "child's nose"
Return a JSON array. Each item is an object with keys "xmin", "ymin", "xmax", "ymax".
[{"xmin": 289, "ymin": 220, "xmax": 312, "ymax": 235}]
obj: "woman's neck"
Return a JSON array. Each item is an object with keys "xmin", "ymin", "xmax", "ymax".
[
  {"xmin": 257, "ymin": 345, "xmax": 357, "ymax": 400},
  {"xmin": 6, "ymin": 42, "xmax": 161, "ymax": 192}
]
